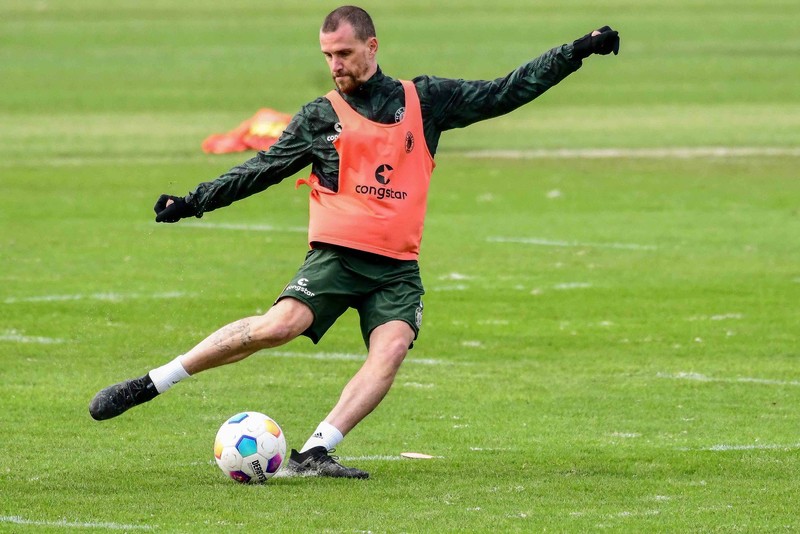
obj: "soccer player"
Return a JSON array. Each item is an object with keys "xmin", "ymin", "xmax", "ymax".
[{"xmin": 89, "ymin": 5, "xmax": 620, "ymax": 479}]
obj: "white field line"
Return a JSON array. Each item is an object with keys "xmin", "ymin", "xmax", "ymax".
[
  {"xmin": 688, "ymin": 443, "xmax": 800, "ymax": 452},
  {"xmin": 0, "ymin": 516, "xmax": 154, "ymax": 530},
  {"xmin": 659, "ymin": 372, "xmax": 800, "ymax": 387},
  {"xmin": 0, "ymin": 330, "xmax": 64, "ymax": 344},
  {"xmin": 568, "ymin": 509, "xmax": 661, "ymax": 520},
  {"xmin": 430, "ymin": 284, "xmax": 468, "ymax": 292},
  {"xmin": 0, "ymin": 154, "xmax": 205, "ymax": 168},
  {"xmin": 687, "ymin": 313, "xmax": 744, "ymax": 321},
  {"xmin": 269, "ymin": 350, "xmax": 452, "ymax": 366},
  {"xmin": 570, "ymin": 504, "xmax": 732, "ymax": 520},
  {"xmin": 552, "ymin": 282, "xmax": 593, "ymax": 290},
  {"xmin": 400, "ymin": 381, "xmax": 435, "ymax": 388},
  {"xmin": 182, "ymin": 221, "xmax": 306, "ymax": 233},
  {"xmin": 609, "ymin": 432, "xmax": 641, "ymax": 439},
  {"xmin": 6, "ymin": 147, "xmax": 798, "ymax": 169},
  {"xmin": 438, "ymin": 272, "xmax": 473, "ymax": 281},
  {"xmin": 272, "ymin": 469, "xmax": 303, "ymax": 478},
  {"xmin": 341, "ymin": 454, "xmax": 445, "ymax": 461},
  {"xmin": 3, "ymin": 291, "xmax": 188, "ymax": 304},
  {"xmin": 340, "ymin": 455, "xmax": 403, "ymax": 461},
  {"xmin": 464, "ymin": 146, "xmax": 800, "ymax": 159},
  {"xmin": 488, "ymin": 236, "xmax": 656, "ymax": 251}
]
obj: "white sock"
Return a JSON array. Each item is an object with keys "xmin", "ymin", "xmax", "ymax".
[
  {"xmin": 300, "ymin": 421, "xmax": 344, "ymax": 453},
  {"xmin": 148, "ymin": 356, "xmax": 190, "ymax": 394}
]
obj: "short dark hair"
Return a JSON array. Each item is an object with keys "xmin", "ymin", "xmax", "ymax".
[{"xmin": 321, "ymin": 5, "xmax": 376, "ymax": 41}]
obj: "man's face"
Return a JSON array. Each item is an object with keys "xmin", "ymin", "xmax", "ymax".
[{"xmin": 320, "ymin": 22, "xmax": 378, "ymax": 94}]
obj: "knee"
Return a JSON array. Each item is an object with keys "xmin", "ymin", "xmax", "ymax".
[
  {"xmin": 368, "ymin": 337, "xmax": 410, "ymax": 374},
  {"xmin": 386, "ymin": 337, "xmax": 411, "ymax": 363},
  {"xmin": 248, "ymin": 299, "xmax": 313, "ymax": 348},
  {"xmin": 249, "ymin": 315, "xmax": 300, "ymax": 348},
  {"xmin": 365, "ymin": 321, "xmax": 415, "ymax": 377}
]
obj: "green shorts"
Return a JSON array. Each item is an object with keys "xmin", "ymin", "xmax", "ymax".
[{"xmin": 276, "ymin": 244, "xmax": 425, "ymax": 348}]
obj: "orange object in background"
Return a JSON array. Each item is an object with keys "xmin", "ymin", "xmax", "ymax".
[{"xmin": 202, "ymin": 108, "xmax": 292, "ymax": 154}]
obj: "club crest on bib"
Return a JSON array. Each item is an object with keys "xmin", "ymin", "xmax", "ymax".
[{"xmin": 375, "ymin": 164, "xmax": 393, "ymax": 185}]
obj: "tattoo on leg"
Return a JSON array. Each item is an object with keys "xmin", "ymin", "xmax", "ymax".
[
  {"xmin": 240, "ymin": 322, "xmax": 253, "ymax": 347},
  {"xmin": 211, "ymin": 319, "xmax": 253, "ymax": 354}
]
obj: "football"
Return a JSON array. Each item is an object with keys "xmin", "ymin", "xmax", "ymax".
[{"xmin": 213, "ymin": 411, "xmax": 287, "ymax": 483}]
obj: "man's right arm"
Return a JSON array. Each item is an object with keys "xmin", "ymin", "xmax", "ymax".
[
  {"xmin": 155, "ymin": 109, "xmax": 315, "ymax": 222},
  {"xmin": 185, "ymin": 112, "xmax": 314, "ymax": 217}
]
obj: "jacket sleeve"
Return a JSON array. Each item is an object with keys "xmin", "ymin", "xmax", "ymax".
[
  {"xmin": 421, "ymin": 44, "xmax": 582, "ymax": 131},
  {"xmin": 186, "ymin": 110, "xmax": 314, "ymax": 216}
]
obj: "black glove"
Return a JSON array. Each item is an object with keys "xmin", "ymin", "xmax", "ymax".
[
  {"xmin": 572, "ymin": 25, "xmax": 620, "ymax": 59},
  {"xmin": 154, "ymin": 194, "xmax": 199, "ymax": 223}
]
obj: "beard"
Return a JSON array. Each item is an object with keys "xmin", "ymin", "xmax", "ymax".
[
  {"xmin": 331, "ymin": 58, "xmax": 371, "ymax": 94},
  {"xmin": 333, "ymin": 73, "xmax": 360, "ymax": 94}
]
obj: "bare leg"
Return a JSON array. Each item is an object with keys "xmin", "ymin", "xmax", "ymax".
[
  {"xmin": 324, "ymin": 320, "xmax": 415, "ymax": 435},
  {"xmin": 181, "ymin": 297, "xmax": 314, "ymax": 374},
  {"xmin": 89, "ymin": 298, "xmax": 314, "ymax": 421}
]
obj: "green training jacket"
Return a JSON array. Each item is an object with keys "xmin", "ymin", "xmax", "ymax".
[{"xmin": 186, "ymin": 43, "xmax": 582, "ymax": 216}]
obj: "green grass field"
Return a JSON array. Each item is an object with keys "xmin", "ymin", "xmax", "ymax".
[{"xmin": 2, "ymin": 0, "xmax": 799, "ymax": 532}]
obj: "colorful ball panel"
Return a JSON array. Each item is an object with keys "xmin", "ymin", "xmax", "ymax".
[
  {"xmin": 229, "ymin": 471, "xmax": 251, "ymax": 483},
  {"xmin": 264, "ymin": 419, "xmax": 281, "ymax": 438},
  {"xmin": 227, "ymin": 412, "xmax": 249, "ymax": 424},
  {"xmin": 236, "ymin": 436, "xmax": 258, "ymax": 457},
  {"xmin": 267, "ymin": 453, "xmax": 283, "ymax": 473}
]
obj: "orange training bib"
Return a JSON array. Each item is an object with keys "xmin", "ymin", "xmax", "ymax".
[{"xmin": 296, "ymin": 80, "xmax": 435, "ymax": 260}]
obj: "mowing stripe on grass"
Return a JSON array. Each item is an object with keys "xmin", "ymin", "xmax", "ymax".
[
  {"xmin": 0, "ymin": 516, "xmax": 154, "ymax": 531},
  {"xmin": 488, "ymin": 236, "xmax": 656, "ymax": 251},
  {"xmin": 464, "ymin": 146, "xmax": 800, "ymax": 159},
  {"xmin": 659, "ymin": 372, "xmax": 800, "ymax": 387},
  {"xmin": 3, "ymin": 291, "xmax": 188, "ymax": 304},
  {"xmin": 269, "ymin": 350, "xmax": 452, "ymax": 366}
]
